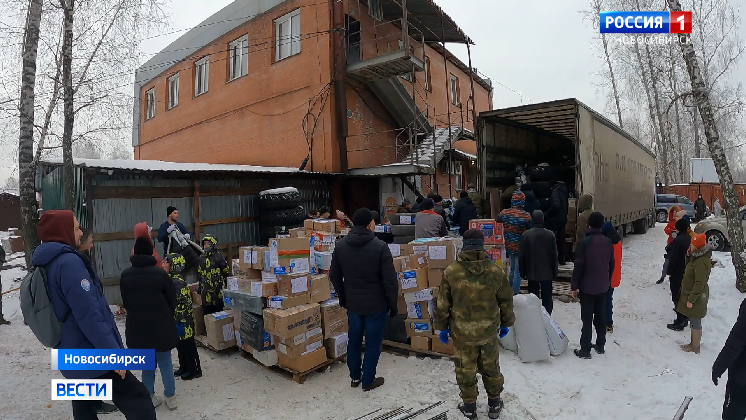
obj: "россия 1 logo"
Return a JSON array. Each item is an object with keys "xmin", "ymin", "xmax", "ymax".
[{"xmin": 600, "ymin": 11, "xmax": 692, "ymax": 34}]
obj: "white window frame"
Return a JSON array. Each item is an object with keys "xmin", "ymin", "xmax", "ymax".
[
  {"xmin": 167, "ymin": 74, "xmax": 179, "ymax": 110},
  {"xmin": 450, "ymin": 74, "xmax": 460, "ymax": 105},
  {"xmin": 145, "ymin": 88, "xmax": 155, "ymax": 120},
  {"xmin": 229, "ymin": 35, "xmax": 249, "ymax": 80},
  {"xmin": 275, "ymin": 9, "xmax": 301, "ymax": 61},
  {"xmin": 194, "ymin": 56, "xmax": 210, "ymax": 97}
]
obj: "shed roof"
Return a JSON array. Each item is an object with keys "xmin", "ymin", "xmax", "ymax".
[{"xmin": 40, "ymin": 158, "xmax": 313, "ymax": 175}]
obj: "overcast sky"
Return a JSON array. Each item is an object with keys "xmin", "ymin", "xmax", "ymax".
[{"xmin": 1, "ymin": 0, "xmax": 744, "ymax": 183}]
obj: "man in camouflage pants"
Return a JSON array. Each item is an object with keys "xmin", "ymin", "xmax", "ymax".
[
  {"xmin": 467, "ymin": 183, "xmax": 486, "ymax": 218},
  {"xmin": 434, "ymin": 229, "xmax": 515, "ymax": 419}
]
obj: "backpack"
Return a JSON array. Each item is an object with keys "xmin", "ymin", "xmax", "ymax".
[{"xmin": 20, "ymin": 259, "xmax": 70, "ymax": 348}]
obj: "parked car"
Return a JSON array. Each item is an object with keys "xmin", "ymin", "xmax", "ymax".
[
  {"xmin": 693, "ymin": 206, "xmax": 746, "ymax": 251},
  {"xmin": 656, "ymin": 194, "xmax": 696, "ymax": 223}
]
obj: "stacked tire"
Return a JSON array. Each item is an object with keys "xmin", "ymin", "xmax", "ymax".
[
  {"xmin": 258, "ymin": 187, "xmax": 304, "ymax": 244},
  {"xmin": 389, "ymin": 213, "xmax": 416, "ymax": 244}
]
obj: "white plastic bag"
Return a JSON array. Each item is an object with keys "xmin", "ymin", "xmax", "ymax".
[
  {"xmin": 513, "ymin": 294, "xmax": 551, "ymax": 362},
  {"xmin": 498, "ymin": 324, "xmax": 517, "ymax": 352},
  {"xmin": 541, "ymin": 307, "xmax": 569, "ymax": 356}
]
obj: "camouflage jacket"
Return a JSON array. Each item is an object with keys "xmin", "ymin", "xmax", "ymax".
[
  {"xmin": 197, "ymin": 251, "xmax": 230, "ymax": 305},
  {"xmin": 172, "ymin": 274, "xmax": 195, "ymax": 340},
  {"xmin": 434, "ymin": 250, "xmax": 516, "ymax": 345},
  {"xmin": 467, "ymin": 189, "xmax": 485, "ymax": 217}
]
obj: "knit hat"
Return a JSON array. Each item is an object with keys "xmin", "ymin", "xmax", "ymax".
[
  {"xmin": 601, "ymin": 221, "xmax": 614, "ymax": 236},
  {"xmin": 434, "ymin": 195, "xmax": 443, "ymax": 203},
  {"xmin": 462, "ymin": 229, "xmax": 485, "ymax": 251},
  {"xmin": 675, "ymin": 218, "xmax": 691, "ymax": 232},
  {"xmin": 352, "ymin": 208, "xmax": 374, "ymax": 227},
  {"xmin": 37, "ymin": 210, "xmax": 76, "ymax": 247},
  {"xmin": 422, "ymin": 198, "xmax": 435, "ymax": 211},
  {"xmin": 691, "ymin": 233, "xmax": 707, "ymax": 249},
  {"xmin": 167, "ymin": 206, "xmax": 178, "ymax": 217},
  {"xmin": 427, "ymin": 192, "xmax": 437, "ymax": 199},
  {"xmin": 133, "ymin": 236, "xmax": 154, "ymax": 256},
  {"xmin": 511, "ymin": 191, "xmax": 526, "ymax": 208},
  {"xmin": 164, "ymin": 253, "xmax": 186, "ymax": 274},
  {"xmin": 588, "ymin": 212, "xmax": 605, "ymax": 229},
  {"xmin": 460, "ymin": 191, "xmax": 469, "ymax": 199}
]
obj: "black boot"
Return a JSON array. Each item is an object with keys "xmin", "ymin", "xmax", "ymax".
[
  {"xmin": 458, "ymin": 402, "xmax": 477, "ymax": 420},
  {"xmin": 574, "ymin": 349, "xmax": 592, "ymax": 359},
  {"xmin": 488, "ymin": 397, "xmax": 504, "ymax": 419},
  {"xmin": 173, "ymin": 367, "xmax": 186, "ymax": 377}
]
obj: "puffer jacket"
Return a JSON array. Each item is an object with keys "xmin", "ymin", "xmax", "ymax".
[
  {"xmin": 574, "ymin": 194, "xmax": 594, "ymax": 250},
  {"xmin": 713, "ymin": 298, "xmax": 746, "ymax": 386},
  {"xmin": 663, "ymin": 205, "xmax": 683, "ymax": 246},
  {"xmin": 434, "ymin": 250, "xmax": 515, "ymax": 345},
  {"xmin": 676, "ymin": 244, "xmax": 713, "ymax": 319},
  {"xmin": 518, "ymin": 210, "xmax": 558, "ymax": 282},
  {"xmin": 496, "ymin": 192, "xmax": 532, "ymax": 256}
]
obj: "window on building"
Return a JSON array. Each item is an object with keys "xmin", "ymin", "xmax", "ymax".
[
  {"xmin": 275, "ymin": 10, "xmax": 301, "ymax": 61},
  {"xmin": 194, "ymin": 56, "xmax": 209, "ymax": 96},
  {"xmin": 450, "ymin": 74, "xmax": 460, "ymax": 105},
  {"xmin": 229, "ymin": 35, "xmax": 249, "ymax": 80},
  {"xmin": 369, "ymin": 0, "xmax": 383, "ymax": 20},
  {"xmin": 424, "ymin": 56, "xmax": 431, "ymax": 91},
  {"xmin": 167, "ymin": 74, "xmax": 179, "ymax": 109},
  {"xmin": 145, "ymin": 88, "xmax": 155, "ymax": 120}
]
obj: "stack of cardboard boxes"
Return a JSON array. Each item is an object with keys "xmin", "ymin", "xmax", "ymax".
[{"xmin": 468, "ymin": 220, "xmax": 506, "ymax": 268}]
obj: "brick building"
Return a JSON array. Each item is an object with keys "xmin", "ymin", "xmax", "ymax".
[{"xmin": 133, "ymin": 0, "xmax": 493, "ymax": 207}]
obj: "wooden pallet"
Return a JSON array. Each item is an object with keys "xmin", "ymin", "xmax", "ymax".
[
  {"xmin": 382, "ymin": 340, "xmax": 454, "ymax": 360},
  {"xmin": 194, "ymin": 335, "xmax": 238, "ymax": 354},
  {"xmin": 519, "ymin": 280, "xmax": 573, "ymax": 297},
  {"xmin": 238, "ymin": 347, "xmax": 346, "ymax": 384}
]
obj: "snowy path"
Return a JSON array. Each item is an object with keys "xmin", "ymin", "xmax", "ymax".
[{"xmin": 0, "ymin": 226, "xmax": 742, "ymax": 419}]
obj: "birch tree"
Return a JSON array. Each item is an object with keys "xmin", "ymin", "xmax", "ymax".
[
  {"xmin": 60, "ymin": 0, "xmax": 74, "ymax": 211},
  {"xmin": 667, "ymin": 0, "xmax": 746, "ymax": 292}
]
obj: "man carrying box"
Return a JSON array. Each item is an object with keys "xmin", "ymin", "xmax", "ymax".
[
  {"xmin": 329, "ymin": 208, "xmax": 398, "ymax": 392},
  {"xmin": 434, "ymin": 229, "xmax": 515, "ymax": 420}
]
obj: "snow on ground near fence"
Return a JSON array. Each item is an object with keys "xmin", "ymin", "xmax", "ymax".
[{"xmin": 0, "ymin": 226, "xmax": 742, "ymax": 419}]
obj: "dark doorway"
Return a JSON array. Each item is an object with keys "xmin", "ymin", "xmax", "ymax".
[{"xmin": 346, "ymin": 14, "xmax": 361, "ymax": 65}]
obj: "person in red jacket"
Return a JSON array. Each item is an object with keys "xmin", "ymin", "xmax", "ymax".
[
  {"xmin": 132, "ymin": 222, "xmax": 162, "ymax": 265},
  {"xmin": 658, "ymin": 205, "xmax": 683, "ymax": 284},
  {"xmin": 602, "ymin": 222, "xmax": 622, "ymax": 333}
]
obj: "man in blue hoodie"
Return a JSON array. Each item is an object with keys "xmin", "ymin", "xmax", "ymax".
[{"xmin": 32, "ymin": 210, "xmax": 156, "ymax": 419}]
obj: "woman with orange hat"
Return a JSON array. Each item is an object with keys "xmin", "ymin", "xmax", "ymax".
[
  {"xmin": 658, "ymin": 205, "xmax": 683, "ymax": 284},
  {"xmin": 676, "ymin": 233, "xmax": 713, "ymax": 354}
]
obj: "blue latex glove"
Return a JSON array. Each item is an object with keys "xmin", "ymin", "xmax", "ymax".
[
  {"xmin": 439, "ymin": 330, "xmax": 450, "ymax": 344},
  {"xmin": 499, "ymin": 326, "xmax": 509, "ymax": 338}
]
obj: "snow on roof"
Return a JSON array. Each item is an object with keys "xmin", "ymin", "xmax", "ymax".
[
  {"xmin": 452, "ymin": 148, "xmax": 476, "ymax": 160},
  {"xmin": 42, "ymin": 158, "xmax": 302, "ymax": 174},
  {"xmin": 0, "ymin": 189, "xmax": 19, "ymax": 196},
  {"xmin": 260, "ymin": 187, "xmax": 299, "ymax": 195}
]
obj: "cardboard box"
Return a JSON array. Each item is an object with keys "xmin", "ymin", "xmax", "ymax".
[
  {"xmin": 412, "ymin": 244, "xmax": 429, "ymax": 255},
  {"xmin": 428, "ymin": 268, "xmax": 444, "ymax": 288},
  {"xmin": 243, "ymin": 343, "xmax": 279, "ymax": 366},
  {"xmin": 374, "ymin": 224, "xmax": 392, "ymax": 233},
  {"xmin": 406, "ymin": 299, "xmax": 435, "ymax": 320},
  {"xmin": 275, "ymin": 329, "xmax": 323, "ymax": 358},
  {"xmin": 269, "ymin": 238, "xmax": 311, "ymax": 269},
  {"xmin": 263, "ymin": 303, "xmax": 321, "ymax": 340},
  {"xmin": 267, "ymin": 294, "xmax": 312, "ymax": 309},
  {"xmin": 325, "ymin": 333, "xmax": 349, "ymax": 358},
  {"xmin": 204, "ymin": 311, "xmax": 237, "ymax": 350},
  {"xmin": 468, "ymin": 220, "xmax": 505, "ymax": 245},
  {"xmin": 404, "ymin": 318, "xmax": 433, "ymax": 337},
  {"xmin": 313, "ymin": 251, "xmax": 333, "ymax": 271},
  {"xmin": 191, "ymin": 291, "xmax": 202, "ymax": 306},
  {"xmin": 289, "ymin": 227, "xmax": 306, "ymax": 238},
  {"xmin": 235, "ymin": 246, "xmax": 254, "ymax": 275},
  {"xmin": 427, "ymin": 240, "xmax": 459, "ymax": 269},
  {"xmin": 397, "ymin": 295, "xmax": 407, "ymax": 315},
  {"xmin": 239, "ymin": 311, "xmax": 273, "ymax": 351},
  {"xmin": 193, "ymin": 305, "xmax": 205, "ymax": 336},
  {"xmin": 304, "ymin": 219, "xmax": 317, "ymax": 231},
  {"xmin": 393, "ymin": 257, "xmax": 408, "ymax": 272},
  {"xmin": 310, "ymin": 274, "xmax": 332, "ymax": 303},
  {"xmin": 314, "ymin": 219, "xmax": 341, "ymax": 234},
  {"xmin": 430, "ymin": 335, "xmax": 455, "ymax": 355},
  {"xmin": 398, "ymin": 268, "xmax": 429, "ymax": 292},
  {"xmin": 277, "ymin": 273, "xmax": 311, "ymax": 297},
  {"xmin": 277, "ymin": 347, "xmax": 327, "ymax": 372},
  {"xmin": 404, "ymin": 254, "xmax": 428, "ymax": 270},
  {"xmin": 397, "ymin": 214, "xmax": 415, "ymax": 225},
  {"xmin": 247, "ymin": 280, "xmax": 279, "ymax": 297},
  {"xmin": 228, "ymin": 309, "xmax": 242, "ymax": 331},
  {"xmin": 252, "ymin": 247, "xmax": 270, "ymax": 270},
  {"xmin": 486, "ymin": 246, "xmax": 506, "ymax": 267},
  {"xmin": 403, "ymin": 287, "xmax": 438, "ymax": 303},
  {"xmin": 311, "ymin": 232, "xmax": 336, "ymax": 252},
  {"xmin": 271, "ymin": 258, "xmax": 311, "ymax": 275},
  {"xmin": 410, "ymin": 336, "xmax": 431, "ymax": 351},
  {"xmin": 320, "ymin": 299, "xmax": 348, "ymax": 339}
]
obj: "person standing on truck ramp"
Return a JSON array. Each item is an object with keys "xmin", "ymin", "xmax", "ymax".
[
  {"xmin": 694, "ymin": 194, "xmax": 707, "ymax": 222},
  {"xmin": 712, "ymin": 297, "xmax": 746, "ymax": 420},
  {"xmin": 545, "ymin": 181, "xmax": 569, "ymax": 265},
  {"xmin": 571, "ymin": 212, "xmax": 614, "ymax": 360},
  {"xmin": 574, "ymin": 193, "xmax": 594, "ymax": 251},
  {"xmin": 496, "ymin": 191, "xmax": 532, "ymax": 295},
  {"xmin": 519, "ymin": 210, "xmax": 558, "ymax": 314},
  {"xmin": 434, "ymin": 229, "xmax": 515, "ymax": 420}
]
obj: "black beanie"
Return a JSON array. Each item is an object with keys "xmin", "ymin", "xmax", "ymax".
[
  {"xmin": 422, "ymin": 198, "xmax": 435, "ymax": 211},
  {"xmin": 352, "ymin": 208, "xmax": 374, "ymax": 227},
  {"xmin": 133, "ymin": 236, "xmax": 153, "ymax": 256},
  {"xmin": 675, "ymin": 217, "xmax": 691, "ymax": 232},
  {"xmin": 588, "ymin": 212, "xmax": 605, "ymax": 229},
  {"xmin": 167, "ymin": 206, "xmax": 177, "ymax": 217},
  {"xmin": 460, "ymin": 191, "xmax": 469, "ymax": 199},
  {"xmin": 434, "ymin": 195, "xmax": 443, "ymax": 203}
]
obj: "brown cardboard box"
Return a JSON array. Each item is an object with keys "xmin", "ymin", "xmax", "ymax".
[
  {"xmin": 392, "ymin": 257, "xmax": 408, "ymax": 273},
  {"xmin": 310, "ymin": 274, "xmax": 332, "ymax": 303},
  {"xmin": 431, "ymin": 335, "xmax": 455, "ymax": 355},
  {"xmin": 404, "ymin": 318, "xmax": 433, "ymax": 337},
  {"xmin": 404, "ymin": 254, "xmax": 428, "ymax": 270},
  {"xmin": 289, "ymin": 227, "xmax": 306, "ymax": 238},
  {"xmin": 313, "ymin": 219, "xmax": 341, "ymax": 234},
  {"xmin": 263, "ymin": 303, "xmax": 322, "ymax": 340},
  {"xmin": 252, "ymin": 247, "xmax": 270, "ymax": 270},
  {"xmin": 428, "ymin": 268, "xmax": 444, "ymax": 288},
  {"xmin": 311, "ymin": 231, "xmax": 336, "ymax": 252},
  {"xmin": 320, "ymin": 299, "xmax": 348, "ymax": 339},
  {"xmin": 406, "ymin": 299, "xmax": 435, "ymax": 319},
  {"xmin": 191, "ymin": 291, "xmax": 202, "ymax": 306},
  {"xmin": 320, "ymin": 299, "xmax": 346, "ymax": 322},
  {"xmin": 398, "ymin": 268, "xmax": 429, "ymax": 292},
  {"xmin": 325, "ymin": 333, "xmax": 348, "ymax": 358},
  {"xmin": 468, "ymin": 220, "xmax": 505, "ymax": 245},
  {"xmin": 227, "ymin": 309, "xmax": 242, "ymax": 331},
  {"xmin": 304, "ymin": 219, "xmax": 317, "ymax": 231},
  {"xmin": 246, "ymin": 280, "xmax": 279, "ymax": 297},
  {"xmin": 269, "ymin": 238, "xmax": 310, "ymax": 269},
  {"xmin": 204, "ymin": 311, "xmax": 237, "ymax": 350},
  {"xmin": 410, "ymin": 336, "xmax": 431, "ymax": 351},
  {"xmin": 412, "ymin": 244, "xmax": 429, "ymax": 255},
  {"xmin": 193, "ymin": 305, "xmax": 205, "ymax": 335},
  {"xmin": 403, "ymin": 287, "xmax": 438, "ymax": 303},
  {"xmin": 235, "ymin": 246, "xmax": 254, "ymax": 274},
  {"xmin": 277, "ymin": 347, "xmax": 327, "ymax": 372},
  {"xmin": 397, "ymin": 295, "xmax": 407, "ymax": 315},
  {"xmin": 277, "ymin": 273, "xmax": 311, "ymax": 297},
  {"xmin": 427, "ymin": 240, "xmax": 458, "ymax": 269},
  {"xmin": 275, "ymin": 330, "xmax": 323, "ymax": 358},
  {"xmin": 267, "ymin": 294, "xmax": 312, "ymax": 309}
]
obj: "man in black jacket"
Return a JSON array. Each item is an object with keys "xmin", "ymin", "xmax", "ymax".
[
  {"xmin": 329, "ymin": 208, "xmax": 398, "ymax": 392},
  {"xmin": 713, "ymin": 298, "xmax": 746, "ymax": 420},
  {"xmin": 545, "ymin": 182, "xmax": 569, "ymax": 265},
  {"xmin": 666, "ymin": 218, "xmax": 692, "ymax": 331},
  {"xmin": 694, "ymin": 194, "xmax": 707, "ymax": 222},
  {"xmin": 521, "ymin": 183, "xmax": 542, "ymax": 217},
  {"xmin": 519, "ymin": 210, "xmax": 558, "ymax": 314},
  {"xmin": 451, "ymin": 191, "xmax": 478, "ymax": 236}
]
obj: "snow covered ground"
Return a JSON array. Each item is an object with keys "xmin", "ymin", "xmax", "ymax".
[{"xmin": 0, "ymin": 226, "xmax": 743, "ymax": 420}]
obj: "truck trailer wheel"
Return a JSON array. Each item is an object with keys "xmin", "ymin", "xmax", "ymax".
[{"xmin": 633, "ymin": 218, "xmax": 648, "ymax": 234}]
